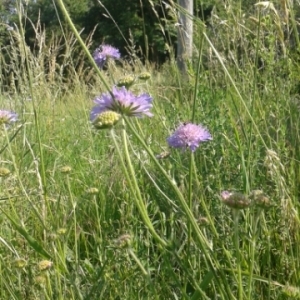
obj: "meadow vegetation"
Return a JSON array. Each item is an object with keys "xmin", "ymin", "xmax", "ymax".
[{"xmin": 1, "ymin": 0, "xmax": 300, "ymax": 299}]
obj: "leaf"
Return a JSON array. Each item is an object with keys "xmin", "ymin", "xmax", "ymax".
[{"xmin": 1, "ymin": 209, "xmax": 51, "ymax": 259}]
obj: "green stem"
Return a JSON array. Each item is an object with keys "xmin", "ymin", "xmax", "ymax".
[
  {"xmin": 187, "ymin": 152, "xmax": 193, "ymax": 248},
  {"xmin": 110, "ymin": 126, "xmax": 167, "ymax": 248},
  {"xmin": 247, "ymin": 210, "xmax": 261, "ymax": 300},
  {"xmin": 233, "ymin": 210, "xmax": 243, "ymax": 300},
  {"xmin": 127, "ymin": 248, "xmax": 149, "ymax": 277},
  {"xmin": 124, "ymin": 117, "xmax": 235, "ymax": 299}
]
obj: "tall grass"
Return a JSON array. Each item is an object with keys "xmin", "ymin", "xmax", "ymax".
[{"xmin": 0, "ymin": 0, "xmax": 300, "ymax": 299}]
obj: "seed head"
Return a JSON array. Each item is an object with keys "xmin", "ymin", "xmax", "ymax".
[
  {"xmin": 249, "ymin": 190, "xmax": 271, "ymax": 209},
  {"xmin": 86, "ymin": 187, "xmax": 99, "ymax": 195},
  {"xmin": 60, "ymin": 165, "xmax": 72, "ymax": 174},
  {"xmin": 220, "ymin": 191, "xmax": 251, "ymax": 209},
  {"xmin": 38, "ymin": 260, "xmax": 53, "ymax": 271}
]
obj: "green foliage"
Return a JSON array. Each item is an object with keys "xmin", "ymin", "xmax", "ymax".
[{"xmin": 1, "ymin": 0, "xmax": 300, "ymax": 298}]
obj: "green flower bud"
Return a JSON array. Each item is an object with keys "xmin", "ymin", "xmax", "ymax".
[
  {"xmin": 0, "ymin": 167, "xmax": 10, "ymax": 177},
  {"xmin": 117, "ymin": 75, "xmax": 135, "ymax": 88},
  {"xmin": 138, "ymin": 72, "xmax": 151, "ymax": 80},
  {"xmin": 92, "ymin": 111, "xmax": 121, "ymax": 129}
]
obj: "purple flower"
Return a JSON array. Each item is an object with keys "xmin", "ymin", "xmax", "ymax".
[
  {"xmin": 90, "ymin": 86, "xmax": 153, "ymax": 120},
  {"xmin": 0, "ymin": 110, "xmax": 18, "ymax": 127},
  {"xmin": 93, "ymin": 44, "xmax": 120, "ymax": 68},
  {"xmin": 167, "ymin": 123, "xmax": 212, "ymax": 152}
]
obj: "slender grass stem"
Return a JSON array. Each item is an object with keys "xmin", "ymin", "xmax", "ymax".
[{"xmin": 55, "ymin": 0, "xmax": 111, "ymax": 92}]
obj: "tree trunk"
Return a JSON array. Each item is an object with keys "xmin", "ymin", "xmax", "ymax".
[{"xmin": 177, "ymin": 0, "xmax": 193, "ymax": 73}]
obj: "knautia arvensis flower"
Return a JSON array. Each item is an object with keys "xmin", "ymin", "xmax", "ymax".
[
  {"xmin": 167, "ymin": 123, "xmax": 212, "ymax": 152},
  {"xmin": 93, "ymin": 44, "xmax": 120, "ymax": 68},
  {"xmin": 91, "ymin": 110, "xmax": 121, "ymax": 129},
  {"xmin": 90, "ymin": 86, "xmax": 153, "ymax": 119},
  {"xmin": 220, "ymin": 191, "xmax": 251, "ymax": 209},
  {"xmin": 0, "ymin": 110, "xmax": 18, "ymax": 128}
]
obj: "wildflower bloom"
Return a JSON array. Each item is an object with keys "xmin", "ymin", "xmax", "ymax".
[
  {"xmin": 167, "ymin": 123, "xmax": 212, "ymax": 152},
  {"xmin": 0, "ymin": 110, "xmax": 17, "ymax": 127},
  {"xmin": 93, "ymin": 44, "xmax": 120, "ymax": 68},
  {"xmin": 90, "ymin": 86, "xmax": 153, "ymax": 120}
]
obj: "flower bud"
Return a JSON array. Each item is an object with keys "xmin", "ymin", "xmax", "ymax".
[
  {"xmin": 0, "ymin": 167, "xmax": 10, "ymax": 177},
  {"xmin": 138, "ymin": 72, "xmax": 151, "ymax": 80},
  {"xmin": 14, "ymin": 258, "xmax": 27, "ymax": 269},
  {"xmin": 117, "ymin": 75, "xmax": 135, "ymax": 88},
  {"xmin": 92, "ymin": 111, "xmax": 121, "ymax": 129}
]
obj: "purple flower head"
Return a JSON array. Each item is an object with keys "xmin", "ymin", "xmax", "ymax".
[
  {"xmin": 0, "ymin": 110, "xmax": 18, "ymax": 128},
  {"xmin": 90, "ymin": 86, "xmax": 153, "ymax": 120},
  {"xmin": 93, "ymin": 44, "xmax": 120, "ymax": 68},
  {"xmin": 167, "ymin": 123, "xmax": 212, "ymax": 152}
]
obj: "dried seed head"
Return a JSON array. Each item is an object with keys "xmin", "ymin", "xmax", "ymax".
[
  {"xmin": 38, "ymin": 260, "xmax": 53, "ymax": 271},
  {"xmin": 86, "ymin": 187, "xmax": 99, "ymax": 195},
  {"xmin": 220, "ymin": 191, "xmax": 251, "ymax": 209},
  {"xmin": 115, "ymin": 234, "xmax": 132, "ymax": 248},
  {"xmin": 0, "ymin": 167, "xmax": 10, "ymax": 177},
  {"xmin": 249, "ymin": 190, "xmax": 271, "ymax": 209},
  {"xmin": 60, "ymin": 166, "xmax": 72, "ymax": 174},
  {"xmin": 282, "ymin": 285, "xmax": 300, "ymax": 298}
]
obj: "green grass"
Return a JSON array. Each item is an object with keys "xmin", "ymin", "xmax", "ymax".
[{"xmin": 1, "ymin": 0, "xmax": 300, "ymax": 299}]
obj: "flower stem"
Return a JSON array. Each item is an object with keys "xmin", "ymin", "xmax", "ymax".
[
  {"xmin": 233, "ymin": 210, "xmax": 243, "ymax": 300},
  {"xmin": 110, "ymin": 126, "xmax": 167, "ymax": 248},
  {"xmin": 124, "ymin": 117, "xmax": 235, "ymax": 299}
]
